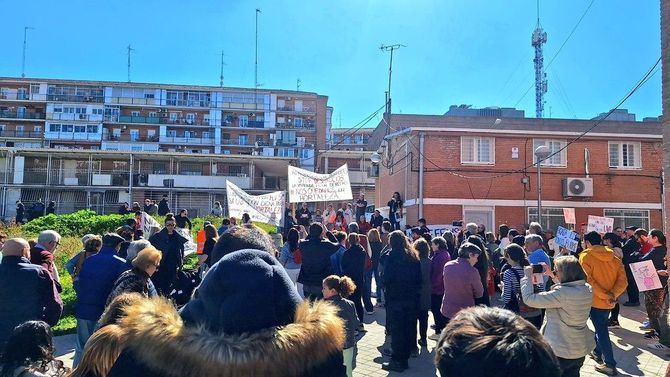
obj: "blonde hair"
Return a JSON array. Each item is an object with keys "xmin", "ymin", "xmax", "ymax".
[
  {"xmin": 67, "ymin": 325, "xmax": 126, "ymax": 377},
  {"xmin": 131, "ymin": 246, "xmax": 162, "ymax": 270},
  {"xmin": 367, "ymin": 228, "xmax": 381, "ymax": 244}
]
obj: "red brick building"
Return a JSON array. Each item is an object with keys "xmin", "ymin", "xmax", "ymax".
[{"xmin": 373, "ymin": 114, "xmax": 663, "ymax": 234}]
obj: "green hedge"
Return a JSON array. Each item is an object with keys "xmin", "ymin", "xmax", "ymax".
[{"xmin": 22, "ymin": 210, "xmax": 132, "ymax": 237}]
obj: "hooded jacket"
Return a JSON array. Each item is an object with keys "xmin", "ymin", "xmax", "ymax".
[
  {"xmin": 579, "ymin": 245, "xmax": 628, "ymax": 309},
  {"xmin": 108, "ymin": 249, "xmax": 346, "ymax": 377}
]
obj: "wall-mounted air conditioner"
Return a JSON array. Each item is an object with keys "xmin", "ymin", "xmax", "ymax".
[{"xmin": 563, "ymin": 177, "xmax": 593, "ymax": 197}]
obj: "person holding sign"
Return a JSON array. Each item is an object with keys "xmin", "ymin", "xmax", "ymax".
[
  {"xmin": 387, "ymin": 192, "xmax": 403, "ymax": 231},
  {"xmin": 630, "ymin": 229, "xmax": 668, "ymax": 344},
  {"xmin": 297, "ymin": 202, "xmax": 312, "ymax": 228},
  {"xmin": 579, "ymin": 232, "xmax": 627, "ymax": 376}
]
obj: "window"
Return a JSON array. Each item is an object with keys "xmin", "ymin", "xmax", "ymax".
[
  {"xmin": 180, "ymin": 163, "xmax": 202, "ymax": 175},
  {"xmin": 52, "ymin": 106, "xmax": 63, "ymax": 113},
  {"xmin": 239, "ymin": 115, "xmax": 249, "ymax": 127},
  {"xmin": 130, "ymin": 130, "xmax": 139, "ymax": 141},
  {"xmin": 92, "ymin": 108, "xmax": 103, "ymax": 115},
  {"xmin": 533, "ymin": 139, "xmax": 567, "ymax": 167},
  {"xmin": 223, "ymin": 150, "xmax": 231, "ymax": 155},
  {"xmin": 148, "ymin": 112, "xmax": 157, "ymax": 118},
  {"xmin": 62, "ymin": 125, "xmax": 73, "ymax": 132},
  {"xmin": 294, "ymin": 118, "xmax": 303, "ymax": 127},
  {"xmin": 229, "ymin": 165, "xmax": 243, "ymax": 175},
  {"xmin": 461, "ymin": 136, "xmax": 494, "ymax": 164},
  {"xmin": 86, "ymin": 125, "xmax": 98, "ymax": 133},
  {"xmin": 528, "ymin": 207, "xmax": 568, "ymax": 232},
  {"xmin": 152, "ymin": 162, "xmax": 167, "ymax": 174},
  {"xmin": 34, "ymin": 126, "xmax": 42, "ymax": 132},
  {"xmin": 15, "ymin": 125, "xmax": 24, "ymax": 132},
  {"xmin": 609, "ymin": 142, "xmax": 641, "ymax": 169},
  {"xmin": 603, "ymin": 209, "xmax": 649, "ymax": 230},
  {"xmin": 112, "ymin": 128, "xmax": 121, "ymax": 137},
  {"xmin": 131, "ymin": 111, "xmax": 140, "ymax": 117},
  {"xmin": 169, "ymin": 113, "xmax": 178, "ymax": 122},
  {"xmin": 239, "ymin": 134, "xmax": 248, "ymax": 145},
  {"xmin": 186, "ymin": 113, "xmax": 196, "ymax": 124},
  {"xmin": 202, "ymin": 131, "xmax": 211, "ymax": 139},
  {"xmin": 168, "ymin": 130, "xmax": 177, "ymax": 137},
  {"xmin": 74, "ymin": 125, "xmax": 86, "ymax": 133}
]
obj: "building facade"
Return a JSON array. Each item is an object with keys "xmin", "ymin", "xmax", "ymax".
[
  {"xmin": 374, "ymin": 114, "xmax": 663, "ymax": 233},
  {"xmin": 0, "ymin": 77, "xmax": 335, "ymax": 219}
]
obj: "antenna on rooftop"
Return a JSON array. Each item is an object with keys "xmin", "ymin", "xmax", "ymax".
[
  {"xmin": 531, "ymin": 0, "xmax": 547, "ymax": 118},
  {"xmin": 127, "ymin": 44, "xmax": 135, "ymax": 83}
]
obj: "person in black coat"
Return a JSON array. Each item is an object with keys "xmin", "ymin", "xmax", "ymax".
[
  {"xmin": 381, "ymin": 231, "xmax": 422, "ymax": 373},
  {"xmin": 297, "ymin": 202, "xmax": 312, "ymax": 228},
  {"xmin": 341, "ymin": 233, "xmax": 367, "ymax": 326},
  {"xmin": 45, "ymin": 201, "xmax": 56, "ymax": 215},
  {"xmin": 297, "ymin": 223, "xmax": 340, "ymax": 300},
  {"xmin": 108, "ymin": 243, "xmax": 346, "ymax": 377},
  {"xmin": 157, "ymin": 196, "xmax": 170, "ymax": 216},
  {"xmin": 174, "ymin": 209, "xmax": 192, "ymax": 230},
  {"xmin": 148, "ymin": 218, "xmax": 187, "ymax": 296},
  {"xmin": 621, "ymin": 226, "xmax": 641, "ymax": 306},
  {"xmin": 15, "ymin": 200, "xmax": 25, "ymax": 224}
]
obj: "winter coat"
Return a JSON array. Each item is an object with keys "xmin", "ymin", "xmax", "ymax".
[
  {"xmin": 108, "ymin": 249, "xmax": 346, "ymax": 377},
  {"xmin": 29, "ymin": 245, "xmax": 60, "ymax": 292},
  {"xmin": 149, "ymin": 229, "xmax": 187, "ymax": 295},
  {"xmin": 370, "ymin": 214, "xmax": 383, "ymax": 229},
  {"xmin": 74, "ymin": 246, "xmax": 129, "ymax": 321},
  {"xmin": 106, "ymin": 267, "xmax": 158, "ymax": 306},
  {"xmin": 341, "ymin": 244, "xmax": 366, "ymax": 286},
  {"xmin": 330, "ymin": 245, "xmax": 346, "ymax": 276},
  {"xmin": 211, "ymin": 206, "xmax": 223, "ymax": 217},
  {"xmin": 579, "ymin": 245, "xmax": 628, "ymax": 309},
  {"xmin": 326, "ymin": 294, "xmax": 359, "ymax": 349},
  {"xmin": 144, "ymin": 204, "xmax": 157, "ymax": 215},
  {"xmin": 369, "ymin": 241, "xmax": 384, "ymax": 270},
  {"xmin": 621, "ymin": 237, "xmax": 640, "ymax": 264},
  {"xmin": 279, "ymin": 242, "xmax": 302, "ymax": 270},
  {"xmin": 419, "ymin": 256, "xmax": 431, "ymax": 311},
  {"xmin": 382, "ymin": 247, "xmax": 421, "ymax": 306},
  {"xmin": 441, "ymin": 258, "xmax": 484, "ymax": 319},
  {"xmin": 636, "ymin": 245, "xmax": 668, "ymax": 287},
  {"xmin": 0, "ymin": 256, "xmax": 62, "ymax": 346},
  {"xmin": 297, "ymin": 238, "xmax": 340, "ymax": 287},
  {"xmin": 174, "ymin": 215, "xmax": 192, "ymax": 229},
  {"xmin": 157, "ymin": 199, "xmax": 170, "ymax": 216},
  {"xmin": 430, "ymin": 248, "xmax": 451, "ymax": 295},
  {"xmin": 521, "ymin": 276, "xmax": 595, "ymax": 359}
]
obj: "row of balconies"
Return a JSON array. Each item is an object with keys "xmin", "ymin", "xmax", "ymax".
[{"xmin": 0, "ymin": 110, "xmax": 46, "ymax": 120}]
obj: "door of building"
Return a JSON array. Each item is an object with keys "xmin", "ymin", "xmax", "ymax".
[{"xmin": 463, "ymin": 206, "xmax": 494, "ymax": 232}]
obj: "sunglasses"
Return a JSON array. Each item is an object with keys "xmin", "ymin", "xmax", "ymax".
[{"xmin": 166, "ymin": 223, "xmax": 175, "ymax": 227}]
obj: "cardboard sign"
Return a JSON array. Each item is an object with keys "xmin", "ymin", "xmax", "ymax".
[
  {"xmin": 555, "ymin": 226, "xmax": 579, "ymax": 252},
  {"xmin": 427, "ymin": 224, "xmax": 462, "ymax": 238},
  {"xmin": 288, "ymin": 164, "xmax": 353, "ymax": 203},
  {"xmin": 629, "ymin": 260, "xmax": 663, "ymax": 292},
  {"xmin": 226, "ymin": 181, "xmax": 285, "ymax": 226},
  {"xmin": 587, "ymin": 215, "xmax": 614, "ymax": 234},
  {"xmin": 563, "ymin": 208, "xmax": 576, "ymax": 224}
]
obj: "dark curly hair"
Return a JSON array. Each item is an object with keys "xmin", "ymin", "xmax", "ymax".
[{"xmin": 0, "ymin": 321, "xmax": 68, "ymax": 377}]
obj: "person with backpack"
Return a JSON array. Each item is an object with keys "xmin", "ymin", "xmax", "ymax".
[
  {"xmin": 65, "ymin": 235, "xmax": 101, "ymax": 278},
  {"xmin": 279, "ymin": 228, "xmax": 303, "ymax": 298},
  {"xmin": 322, "ymin": 275, "xmax": 360, "ymax": 377},
  {"xmin": 500, "ymin": 244, "xmax": 543, "ymax": 329}
]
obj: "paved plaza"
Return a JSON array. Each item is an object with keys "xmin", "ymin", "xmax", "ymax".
[{"xmin": 55, "ymin": 295, "xmax": 669, "ymax": 376}]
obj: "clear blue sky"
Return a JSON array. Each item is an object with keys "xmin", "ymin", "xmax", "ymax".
[{"xmin": 0, "ymin": 0, "xmax": 661, "ymax": 126}]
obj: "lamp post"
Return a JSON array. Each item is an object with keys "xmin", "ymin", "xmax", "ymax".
[
  {"xmin": 534, "ymin": 145, "xmax": 551, "ymax": 226},
  {"xmin": 370, "ymin": 151, "xmax": 382, "ymax": 212}
]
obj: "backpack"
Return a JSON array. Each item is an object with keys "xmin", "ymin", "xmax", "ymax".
[
  {"xmin": 292, "ymin": 247, "xmax": 302, "ymax": 264},
  {"xmin": 506, "ymin": 268, "xmax": 536, "ymax": 314}
]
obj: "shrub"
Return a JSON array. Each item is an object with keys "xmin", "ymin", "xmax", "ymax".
[{"xmin": 22, "ymin": 210, "xmax": 132, "ymax": 237}]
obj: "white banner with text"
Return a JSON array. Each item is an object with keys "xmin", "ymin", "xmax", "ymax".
[
  {"xmin": 226, "ymin": 181, "xmax": 285, "ymax": 226},
  {"xmin": 288, "ymin": 164, "xmax": 353, "ymax": 203}
]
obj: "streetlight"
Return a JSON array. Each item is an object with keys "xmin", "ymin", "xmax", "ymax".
[
  {"xmin": 534, "ymin": 145, "xmax": 551, "ymax": 226},
  {"xmin": 370, "ymin": 152, "xmax": 381, "ymax": 164}
]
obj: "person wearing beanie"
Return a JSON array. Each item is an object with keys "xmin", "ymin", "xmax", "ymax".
[{"xmin": 107, "ymin": 247, "xmax": 347, "ymax": 377}]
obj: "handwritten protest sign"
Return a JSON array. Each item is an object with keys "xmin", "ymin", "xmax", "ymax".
[
  {"xmin": 555, "ymin": 226, "xmax": 579, "ymax": 253},
  {"xmin": 563, "ymin": 208, "xmax": 576, "ymax": 224},
  {"xmin": 288, "ymin": 164, "xmax": 353, "ymax": 203},
  {"xmin": 587, "ymin": 215, "xmax": 614, "ymax": 234},
  {"xmin": 629, "ymin": 260, "xmax": 663, "ymax": 292},
  {"xmin": 226, "ymin": 181, "xmax": 285, "ymax": 226}
]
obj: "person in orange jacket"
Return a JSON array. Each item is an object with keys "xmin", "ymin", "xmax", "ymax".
[{"xmin": 579, "ymin": 231, "xmax": 627, "ymax": 376}]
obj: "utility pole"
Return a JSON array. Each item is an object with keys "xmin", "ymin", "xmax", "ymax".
[
  {"xmin": 127, "ymin": 44, "xmax": 134, "ymax": 83},
  {"xmin": 380, "ymin": 44, "xmax": 405, "ymax": 134},
  {"xmin": 296, "ymin": 78, "xmax": 301, "ymax": 91},
  {"xmin": 219, "ymin": 50, "xmax": 226, "ymax": 87},
  {"xmin": 21, "ymin": 27, "xmax": 35, "ymax": 78}
]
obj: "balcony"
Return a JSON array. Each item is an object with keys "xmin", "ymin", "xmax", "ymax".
[
  {"xmin": 118, "ymin": 115, "xmax": 160, "ymax": 124},
  {"xmin": 47, "ymin": 113, "xmax": 103, "ymax": 122},
  {"xmin": 275, "ymin": 120, "xmax": 315, "ymax": 130},
  {"xmin": 46, "ymin": 95, "xmax": 104, "ymax": 103},
  {"xmin": 245, "ymin": 120, "xmax": 265, "ymax": 128},
  {"xmin": 108, "ymin": 97, "xmax": 160, "ymax": 106},
  {"xmin": 0, "ymin": 130, "xmax": 42, "ymax": 138},
  {"xmin": 105, "ymin": 134, "xmax": 160, "ymax": 142},
  {"xmin": 276, "ymin": 106, "xmax": 316, "ymax": 114},
  {"xmin": 0, "ymin": 110, "xmax": 45, "ymax": 120},
  {"xmin": 44, "ymin": 132, "xmax": 102, "ymax": 141},
  {"xmin": 159, "ymin": 135, "xmax": 216, "ymax": 145},
  {"xmin": 0, "ymin": 92, "xmax": 46, "ymax": 101},
  {"xmin": 110, "ymin": 115, "xmax": 212, "ymax": 126},
  {"xmin": 220, "ymin": 138, "xmax": 253, "ymax": 146},
  {"xmin": 137, "ymin": 173, "xmax": 251, "ymax": 189}
]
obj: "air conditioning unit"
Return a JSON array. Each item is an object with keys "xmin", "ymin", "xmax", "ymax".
[{"xmin": 563, "ymin": 177, "xmax": 593, "ymax": 197}]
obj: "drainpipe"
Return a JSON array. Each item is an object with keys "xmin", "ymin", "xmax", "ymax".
[{"xmin": 419, "ymin": 132, "xmax": 425, "ymax": 219}]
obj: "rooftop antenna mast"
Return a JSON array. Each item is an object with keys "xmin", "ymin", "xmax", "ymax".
[
  {"xmin": 296, "ymin": 78, "xmax": 301, "ymax": 91},
  {"xmin": 254, "ymin": 8, "xmax": 261, "ymax": 105},
  {"xmin": 380, "ymin": 43, "xmax": 405, "ymax": 134},
  {"xmin": 219, "ymin": 50, "xmax": 226, "ymax": 87},
  {"xmin": 127, "ymin": 44, "xmax": 135, "ymax": 83},
  {"xmin": 532, "ymin": 0, "xmax": 548, "ymax": 118},
  {"xmin": 21, "ymin": 27, "xmax": 35, "ymax": 78}
]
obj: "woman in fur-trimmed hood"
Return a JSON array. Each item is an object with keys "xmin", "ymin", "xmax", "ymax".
[{"xmin": 107, "ymin": 248, "xmax": 346, "ymax": 377}]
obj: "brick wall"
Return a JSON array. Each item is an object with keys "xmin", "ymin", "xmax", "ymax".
[{"xmin": 662, "ymin": 0, "xmax": 670, "ymax": 232}]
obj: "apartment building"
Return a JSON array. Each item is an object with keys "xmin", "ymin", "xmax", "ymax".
[
  {"xmin": 372, "ymin": 113, "xmax": 663, "ymax": 232},
  {"xmin": 0, "ymin": 77, "xmax": 333, "ymax": 219}
]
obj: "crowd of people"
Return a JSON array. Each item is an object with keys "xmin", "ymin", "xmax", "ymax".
[{"xmin": 1, "ymin": 194, "xmax": 670, "ymax": 376}]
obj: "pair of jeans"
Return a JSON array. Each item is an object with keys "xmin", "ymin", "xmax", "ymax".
[
  {"xmin": 624, "ymin": 264, "xmax": 640, "ymax": 303},
  {"xmin": 609, "ymin": 302, "xmax": 620, "ymax": 322},
  {"xmin": 590, "ymin": 307, "xmax": 616, "ymax": 368},
  {"xmin": 430, "ymin": 294, "xmax": 447, "ymax": 333},
  {"xmin": 350, "ymin": 286, "xmax": 364, "ymax": 323},
  {"xmin": 362, "ymin": 270, "xmax": 374, "ymax": 311},
  {"xmin": 417, "ymin": 310, "xmax": 428, "ymax": 341},
  {"xmin": 387, "ymin": 300, "xmax": 417, "ymax": 365},
  {"xmin": 343, "ymin": 347, "xmax": 356, "ymax": 377},
  {"xmin": 373, "ymin": 265, "xmax": 383, "ymax": 303},
  {"xmin": 73, "ymin": 318, "xmax": 97, "ymax": 367},
  {"xmin": 557, "ymin": 356, "xmax": 585, "ymax": 377}
]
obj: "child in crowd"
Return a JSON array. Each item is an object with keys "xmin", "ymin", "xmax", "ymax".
[{"xmin": 322, "ymin": 275, "xmax": 360, "ymax": 377}]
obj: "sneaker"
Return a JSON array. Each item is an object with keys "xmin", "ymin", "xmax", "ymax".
[
  {"xmin": 589, "ymin": 351, "xmax": 603, "ymax": 364},
  {"xmin": 381, "ymin": 361, "xmax": 408, "ymax": 372},
  {"xmin": 607, "ymin": 320, "xmax": 621, "ymax": 329},
  {"xmin": 640, "ymin": 321, "xmax": 652, "ymax": 330},
  {"xmin": 366, "ymin": 310, "xmax": 374, "ymax": 315},
  {"xmin": 418, "ymin": 338, "xmax": 427, "ymax": 347},
  {"xmin": 594, "ymin": 363, "xmax": 618, "ymax": 376},
  {"xmin": 644, "ymin": 331, "xmax": 659, "ymax": 339},
  {"xmin": 647, "ymin": 343, "xmax": 668, "ymax": 350},
  {"xmin": 623, "ymin": 301, "xmax": 640, "ymax": 307}
]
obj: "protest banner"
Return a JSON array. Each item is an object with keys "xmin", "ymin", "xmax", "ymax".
[
  {"xmin": 563, "ymin": 208, "xmax": 576, "ymax": 224},
  {"xmin": 428, "ymin": 224, "xmax": 461, "ymax": 238},
  {"xmin": 226, "ymin": 181, "xmax": 285, "ymax": 226},
  {"xmin": 287, "ymin": 164, "xmax": 353, "ymax": 203},
  {"xmin": 587, "ymin": 215, "xmax": 614, "ymax": 234},
  {"xmin": 141, "ymin": 212, "xmax": 162, "ymax": 238},
  {"xmin": 555, "ymin": 226, "xmax": 579, "ymax": 253},
  {"xmin": 629, "ymin": 260, "xmax": 663, "ymax": 292}
]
